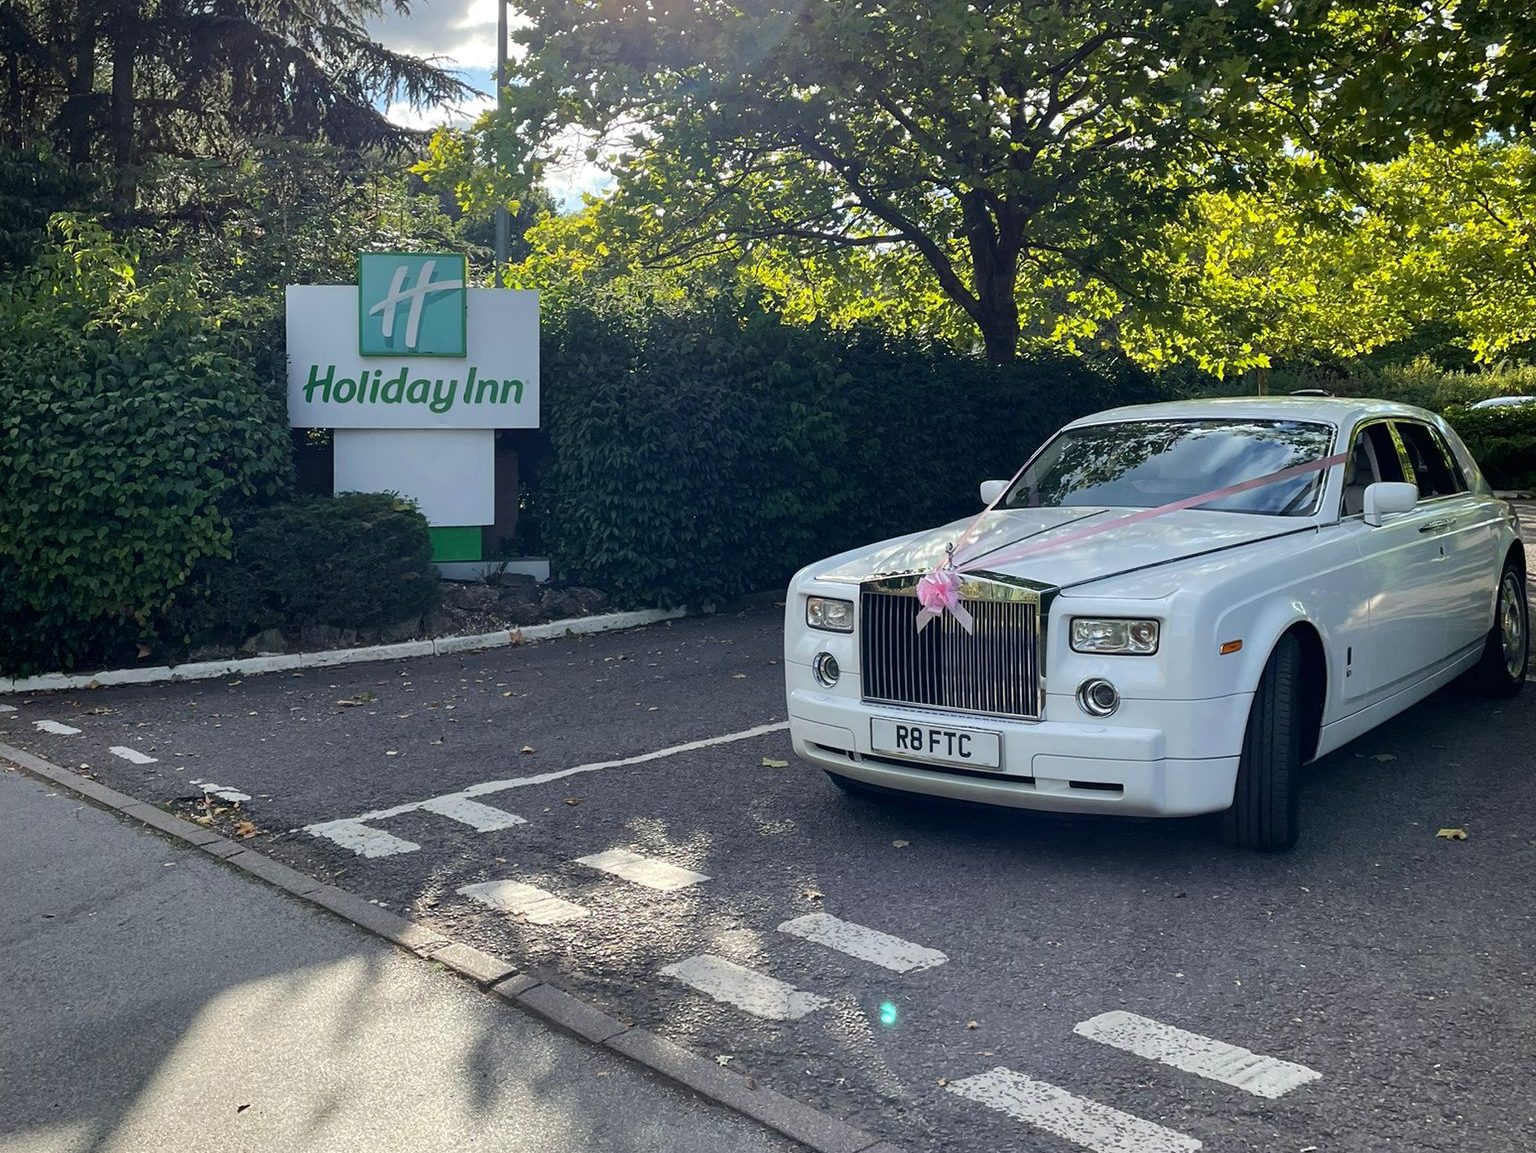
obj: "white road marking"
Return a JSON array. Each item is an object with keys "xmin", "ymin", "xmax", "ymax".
[
  {"xmin": 1074, "ymin": 1011, "xmax": 1321, "ymax": 1099},
  {"xmin": 0, "ymin": 704, "xmax": 15, "ymax": 713},
  {"xmin": 34, "ymin": 720, "xmax": 81, "ymax": 735},
  {"xmin": 305, "ymin": 817, "xmax": 420, "ymax": 858},
  {"xmin": 109, "ymin": 746, "xmax": 157, "ymax": 765},
  {"xmin": 576, "ymin": 848, "xmax": 710, "ymax": 891},
  {"xmin": 776, "ymin": 913, "xmax": 948, "ymax": 973},
  {"xmin": 458, "ymin": 880, "xmax": 590, "ymax": 924},
  {"xmin": 191, "ymin": 779, "xmax": 251, "ymax": 802},
  {"xmin": 947, "ymin": 1067, "xmax": 1201, "ymax": 1153},
  {"xmin": 419, "ymin": 795, "xmax": 526, "ymax": 831},
  {"xmin": 303, "ymin": 720, "xmax": 788, "ymax": 856},
  {"xmin": 660, "ymin": 954, "xmax": 829, "ymax": 1021}
]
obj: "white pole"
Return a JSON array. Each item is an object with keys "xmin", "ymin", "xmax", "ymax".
[{"xmin": 493, "ymin": 0, "xmax": 508, "ymax": 287}]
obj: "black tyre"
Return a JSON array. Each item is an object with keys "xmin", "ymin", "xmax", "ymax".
[
  {"xmin": 1221, "ymin": 632, "xmax": 1303, "ymax": 852},
  {"xmin": 1474, "ymin": 559, "xmax": 1528, "ymax": 698}
]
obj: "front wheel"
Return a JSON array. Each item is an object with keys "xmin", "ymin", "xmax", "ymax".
[
  {"xmin": 1474, "ymin": 561, "xmax": 1528, "ymax": 698},
  {"xmin": 1221, "ymin": 633, "xmax": 1303, "ymax": 852}
]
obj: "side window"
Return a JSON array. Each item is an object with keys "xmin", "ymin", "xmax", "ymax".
[
  {"xmin": 1341, "ymin": 423, "xmax": 1406, "ymax": 516},
  {"xmin": 1395, "ymin": 422, "xmax": 1465, "ymax": 498}
]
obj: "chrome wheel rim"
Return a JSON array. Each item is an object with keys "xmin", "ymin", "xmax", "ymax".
[{"xmin": 1500, "ymin": 572, "xmax": 1527, "ymax": 680}]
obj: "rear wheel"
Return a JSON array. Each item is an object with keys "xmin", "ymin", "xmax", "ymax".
[
  {"xmin": 1474, "ymin": 560, "xmax": 1528, "ymax": 698},
  {"xmin": 1221, "ymin": 633, "xmax": 1303, "ymax": 852}
]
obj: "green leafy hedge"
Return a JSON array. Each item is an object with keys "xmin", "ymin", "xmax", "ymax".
[
  {"xmin": 184, "ymin": 493, "xmax": 439, "ymax": 641},
  {"xmin": 540, "ymin": 293, "xmax": 1164, "ymax": 608},
  {"xmin": 1446, "ymin": 404, "xmax": 1536, "ymax": 492},
  {"xmin": 0, "ymin": 220, "xmax": 292, "ymax": 675}
]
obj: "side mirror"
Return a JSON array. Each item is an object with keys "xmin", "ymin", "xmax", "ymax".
[
  {"xmin": 1363, "ymin": 481, "xmax": 1418, "ymax": 526},
  {"xmin": 979, "ymin": 479, "xmax": 1009, "ymax": 507}
]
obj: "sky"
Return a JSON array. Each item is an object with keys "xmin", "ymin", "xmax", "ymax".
[{"xmin": 370, "ymin": 0, "xmax": 609, "ymax": 207}]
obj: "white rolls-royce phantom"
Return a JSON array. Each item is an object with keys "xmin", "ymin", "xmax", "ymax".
[{"xmin": 783, "ymin": 398, "xmax": 1528, "ymax": 850}]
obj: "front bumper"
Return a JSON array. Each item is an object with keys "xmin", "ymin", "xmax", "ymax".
[{"xmin": 787, "ymin": 688, "xmax": 1248, "ymax": 817}]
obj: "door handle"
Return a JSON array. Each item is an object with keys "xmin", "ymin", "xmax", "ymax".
[{"xmin": 1418, "ymin": 519, "xmax": 1452, "ymax": 534}]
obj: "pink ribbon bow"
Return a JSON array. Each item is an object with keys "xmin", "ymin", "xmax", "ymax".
[{"xmin": 915, "ymin": 565, "xmax": 974, "ymax": 634}]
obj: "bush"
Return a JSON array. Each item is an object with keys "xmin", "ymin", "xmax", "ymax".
[
  {"xmin": 1444, "ymin": 404, "xmax": 1536, "ymax": 492},
  {"xmin": 541, "ymin": 292, "xmax": 1164, "ymax": 608},
  {"xmin": 0, "ymin": 219, "xmax": 292, "ymax": 675},
  {"xmin": 186, "ymin": 493, "xmax": 439, "ymax": 641}
]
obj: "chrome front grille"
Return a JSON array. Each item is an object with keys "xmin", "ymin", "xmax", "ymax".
[{"xmin": 859, "ymin": 575, "xmax": 1045, "ymax": 720}]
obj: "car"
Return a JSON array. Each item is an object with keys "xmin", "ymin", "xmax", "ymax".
[
  {"xmin": 784, "ymin": 397, "xmax": 1528, "ymax": 851},
  {"xmin": 1469, "ymin": 395, "xmax": 1536, "ymax": 410}
]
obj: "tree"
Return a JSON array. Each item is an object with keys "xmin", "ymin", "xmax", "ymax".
[
  {"xmin": 437, "ymin": 1, "xmax": 1532, "ymax": 364},
  {"xmin": 3, "ymin": 0, "xmax": 470, "ymax": 201}
]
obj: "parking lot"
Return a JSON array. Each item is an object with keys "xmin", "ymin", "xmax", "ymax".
[{"xmin": 4, "ymin": 571, "xmax": 1534, "ymax": 1153}]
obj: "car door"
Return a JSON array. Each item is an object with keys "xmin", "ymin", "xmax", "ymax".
[
  {"xmin": 1392, "ymin": 419, "xmax": 1499, "ymax": 658},
  {"xmin": 1337, "ymin": 421, "xmax": 1450, "ymax": 699}
]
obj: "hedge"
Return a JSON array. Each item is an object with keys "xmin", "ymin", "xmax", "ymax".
[
  {"xmin": 1445, "ymin": 404, "xmax": 1536, "ymax": 492},
  {"xmin": 539, "ymin": 294, "xmax": 1164, "ymax": 608}
]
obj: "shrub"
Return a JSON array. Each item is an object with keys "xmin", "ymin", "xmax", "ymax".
[
  {"xmin": 186, "ymin": 493, "xmax": 439, "ymax": 641},
  {"xmin": 1444, "ymin": 404, "xmax": 1536, "ymax": 492},
  {"xmin": 540, "ymin": 292, "xmax": 1164, "ymax": 608},
  {"xmin": 0, "ymin": 219, "xmax": 291, "ymax": 675}
]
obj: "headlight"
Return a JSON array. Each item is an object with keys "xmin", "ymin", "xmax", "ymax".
[
  {"xmin": 1070, "ymin": 617, "xmax": 1160, "ymax": 655},
  {"xmin": 806, "ymin": 596, "xmax": 854, "ymax": 632}
]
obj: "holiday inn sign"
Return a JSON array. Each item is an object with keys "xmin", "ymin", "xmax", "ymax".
[{"xmin": 286, "ymin": 254, "xmax": 539, "ymax": 564}]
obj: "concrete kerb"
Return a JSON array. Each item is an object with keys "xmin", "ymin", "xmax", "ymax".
[
  {"xmin": 0, "ymin": 742, "xmax": 896, "ymax": 1153},
  {"xmin": 0, "ymin": 607, "xmax": 692, "ymax": 696}
]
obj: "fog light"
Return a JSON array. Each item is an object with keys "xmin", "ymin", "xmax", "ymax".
[
  {"xmin": 1076, "ymin": 677, "xmax": 1119, "ymax": 717},
  {"xmin": 812, "ymin": 651, "xmax": 841, "ymax": 687}
]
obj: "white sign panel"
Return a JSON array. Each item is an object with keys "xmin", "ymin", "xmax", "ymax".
[
  {"xmin": 333, "ymin": 429, "xmax": 495, "ymax": 525},
  {"xmin": 286, "ymin": 285, "xmax": 539, "ymax": 429}
]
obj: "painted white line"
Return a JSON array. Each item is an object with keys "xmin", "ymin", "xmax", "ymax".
[
  {"xmin": 577, "ymin": 848, "xmax": 709, "ymax": 891},
  {"xmin": 302, "ymin": 720, "xmax": 788, "ymax": 854},
  {"xmin": 191, "ymin": 779, "xmax": 252, "ymax": 802},
  {"xmin": 776, "ymin": 913, "xmax": 947, "ymax": 973},
  {"xmin": 109, "ymin": 746, "xmax": 158, "ymax": 765},
  {"xmin": 947, "ymin": 1067, "xmax": 1201, "ymax": 1153},
  {"xmin": 34, "ymin": 720, "xmax": 81, "ymax": 735},
  {"xmin": 660, "ymin": 954, "xmax": 829, "ymax": 1021},
  {"xmin": 305, "ymin": 817, "xmax": 420, "ymax": 858},
  {"xmin": 0, "ymin": 704, "xmax": 16, "ymax": 713},
  {"xmin": 1073, "ymin": 1011, "xmax": 1321, "ymax": 1099},
  {"xmin": 458, "ymin": 880, "xmax": 590, "ymax": 924},
  {"xmin": 419, "ymin": 795, "xmax": 527, "ymax": 831}
]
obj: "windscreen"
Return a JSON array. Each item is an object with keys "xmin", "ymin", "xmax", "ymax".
[{"xmin": 1002, "ymin": 419, "xmax": 1336, "ymax": 516}]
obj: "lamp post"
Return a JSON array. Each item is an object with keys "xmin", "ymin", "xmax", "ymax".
[{"xmin": 492, "ymin": 0, "xmax": 508, "ymax": 288}]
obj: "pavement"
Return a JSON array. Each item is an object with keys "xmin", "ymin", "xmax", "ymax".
[
  {"xmin": 2, "ymin": 504, "xmax": 1533, "ymax": 1153},
  {"xmin": 0, "ymin": 767, "xmax": 805, "ymax": 1153}
]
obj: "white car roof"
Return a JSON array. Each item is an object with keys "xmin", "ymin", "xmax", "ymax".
[{"xmin": 1066, "ymin": 395, "xmax": 1438, "ymax": 430}]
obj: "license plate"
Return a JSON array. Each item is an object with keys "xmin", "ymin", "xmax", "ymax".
[{"xmin": 869, "ymin": 717, "xmax": 1002, "ymax": 770}]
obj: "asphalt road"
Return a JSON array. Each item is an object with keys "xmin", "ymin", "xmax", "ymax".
[{"xmin": 4, "ymin": 569, "xmax": 1534, "ymax": 1152}]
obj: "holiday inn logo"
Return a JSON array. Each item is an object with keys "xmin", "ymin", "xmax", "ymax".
[{"xmin": 358, "ymin": 252, "xmax": 467, "ymax": 357}]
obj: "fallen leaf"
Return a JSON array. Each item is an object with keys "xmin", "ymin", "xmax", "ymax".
[
  {"xmin": 966, "ymin": 1020, "xmax": 979, "ymax": 1030},
  {"xmin": 1374, "ymin": 753, "xmax": 1397, "ymax": 762},
  {"xmin": 136, "ymin": 644, "xmax": 152, "ymax": 659},
  {"xmin": 762, "ymin": 757, "xmax": 789, "ymax": 768},
  {"xmin": 936, "ymin": 1077, "xmax": 948, "ymax": 1087},
  {"xmin": 732, "ymin": 673, "xmax": 747, "ymax": 679},
  {"xmin": 233, "ymin": 820, "xmax": 260, "ymax": 839},
  {"xmin": 501, "ymin": 691, "xmax": 512, "ymax": 697},
  {"xmin": 892, "ymin": 839, "xmax": 910, "ymax": 848},
  {"xmin": 521, "ymin": 745, "xmax": 536, "ymax": 754},
  {"xmin": 715, "ymin": 1054, "xmax": 734, "ymax": 1067},
  {"xmin": 746, "ymin": 1077, "xmax": 757, "ymax": 1090},
  {"xmin": 1436, "ymin": 827, "xmax": 1468, "ymax": 840},
  {"xmin": 385, "ymin": 750, "xmax": 399, "ymax": 757},
  {"xmin": 565, "ymin": 797, "xmax": 582, "ymax": 806},
  {"xmin": 190, "ymin": 814, "xmax": 214, "ymax": 827},
  {"xmin": 801, "ymin": 888, "xmax": 824, "ymax": 901},
  {"xmin": 236, "ymin": 1103, "xmax": 250, "ymax": 1114}
]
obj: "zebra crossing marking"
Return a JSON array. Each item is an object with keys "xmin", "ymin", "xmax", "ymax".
[
  {"xmin": 34, "ymin": 721, "xmax": 81, "ymax": 735},
  {"xmin": 1074, "ymin": 1011, "xmax": 1321, "ymax": 1099},
  {"xmin": 576, "ymin": 848, "xmax": 709, "ymax": 891},
  {"xmin": 419, "ymin": 795, "xmax": 526, "ymax": 831},
  {"xmin": 458, "ymin": 880, "xmax": 590, "ymax": 925},
  {"xmin": 660, "ymin": 954, "xmax": 829, "ymax": 1021},
  {"xmin": 109, "ymin": 746, "xmax": 157, "ymax": 765},
  {"xmin": 0, "ymin": 704, "xmax": 16, "ymax": 713},
  {"xmin": 947, "ymin": 1067, "xmax": 1201, "ymax": 1153},
  {"xmin": 777, "ymin": 912, "xmax": 947, "ymax": 973},
  {"xmin": 192, "ymin": 779, "xmax": 251, "ymax": 802},
  {"xmin": 305, "ymin": 817, "xmax": 420, "ymax": 858}
]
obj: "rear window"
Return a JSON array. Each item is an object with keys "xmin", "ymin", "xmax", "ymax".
[{"xmin": 1003, "ymin": 419, "xmax": 1336, "ymax": 516}]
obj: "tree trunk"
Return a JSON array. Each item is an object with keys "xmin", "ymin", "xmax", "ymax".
[
  {"xmin": 963, "ymin": 191, "xmax": 1022, "ymax": 363},
  {"xmin": 65, "ymin": 10, "xmax": 98, "ymax": 164},
  {"xmin": 110, "ymin": 0, "xmax": 139, "ymax": 207}
]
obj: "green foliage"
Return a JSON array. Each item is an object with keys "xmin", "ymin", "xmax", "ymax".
[
  {"xmin": 188, "ymin": 494, "xmax": 439, "ymax": 641},
  {"xmin": 1445, "ymin": 405, "xmax": 1536, "ymax": 492},
  {"xmin": 0, "ymin": 146, "xmax": 101, "ymax": 274},
  {"xmin": 0, "ymin": 220, "xmax": 291, "ymax": 675},
  {"xmin": 541, "ymin": 291, "xmax": 1162, "ymax": 608}
]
